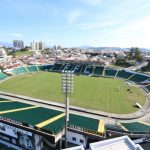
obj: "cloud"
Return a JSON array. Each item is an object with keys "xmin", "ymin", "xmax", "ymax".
[
  {"xmin": 12, "ymin": 33, "xmax": 24, "ymax": 37},
  {"xmin": 3, "ymin": 0, "xmax": 58, "ymax": 17},
  {"xmin": 78, "ymin": 20, "xmax": 121, "ymax": 30},
  {"xmin": 109, "ymin": 16, "xmax": 150, "ymax": 47},
  {"xmin": 71, "ymin": 15, "xmax": 150, "ymax": 48},
  {"xmin": 80, "ymin": 0, "xmax": 102, "ymax": 6},
  {"xmin": 0, "ymin": 32, "xmax": 24, "ymax": 38},
  {"xmin": 67, "ymin": 10, "xmax": 81, "ymax": 24}
]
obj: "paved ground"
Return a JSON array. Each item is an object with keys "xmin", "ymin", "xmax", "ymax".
[
  {"xmin": 0, "ymin": 92, "xmax": 150, "ymax": 149},
  {"xmin": 140, "ymin": 142, "xmax": 150, "ymax": 150},
  {"xmin": 0, "ymin": 90, "xmax": 150, "ymax": 125},
  {"xmin": 1, "ymin": 72, "xmax": 150, "ymax": 124}
]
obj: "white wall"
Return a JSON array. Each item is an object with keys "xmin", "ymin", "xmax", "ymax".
[{"xmin": 67, "ymin": 131, "xmax": 86, "ymax": 147}]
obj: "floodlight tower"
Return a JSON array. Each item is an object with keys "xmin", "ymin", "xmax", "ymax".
[{"xmin": 62, "ymin": 70, "xmax": 74, "ymax": 148}]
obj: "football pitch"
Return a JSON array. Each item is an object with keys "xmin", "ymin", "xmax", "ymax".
[{"xmin": 0, "ymin": 72, "xmax": 145, "ymax": 114}]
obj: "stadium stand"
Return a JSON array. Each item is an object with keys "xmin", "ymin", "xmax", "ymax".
[
  {"xmin": 104, "ymin": 68, "xmax": 117, "ymax": 77},
  {"xmin": 116, "ymin": 70, "xmax": 134, "ymax": 79},
  {"xmin": 73, "ymin": 65, "xmax": 83, "ymax": 74},
  {"xmin": 105, "ymin": 124, "xmax": 125, "ymax": 132},
  {"xmin": 2, "ymin": 107, "xmax": 63, "ymax": 134},
  {"xmin": 128, "ymin": 73, "xmax": 150, "ymax": 83},
  {"xmin": 61, "ymin": 64, "xmax": 75, "ymax": 71},
  {"xmin": 68, "ymin": 114, "xmax": 104, "ymax": 135},
  {"xmin": 121, "ymin": 122, "xmax": 150, "ymax": 133},
  {"xmin": 0, "ymin": 144, "xmax": 16, "ymax": 150},
  {"xmin": 0, "ymin": 71, "xmax": 8, "ymax": 80},
  {"xmin": 144, "ymin": 84, "xmax": 150, "ymax": 93},
  {"xmin": 0, "ymin": 98, "xmax": 105, "ymax": 137},
  {"xmin": 83, "ymin": 66, "xmax": 93, "ymax": 75},
  {"xmin": 26, "ymin": 65, "xmax": 38, "ymax": 72},
  {"xmin": 80, "ymin": 65, "xmax": 93, "ymax": 75},
  {"xmin": 11, "ymin": 67, "xmax": 28, "ymax": 75},
  {"xmin": 51, "ymin": 63, "xmax": 64, "ymax": 72},
  {"xmin": 38, "ymin": 64, "xmax": 53, "ymax": 72},
  {"xmin": 0, "ymin": 101, "xmax": 32, "ymax": 111},
  {"xmin": 42, "ymin": 116, "xmax": 65, "ymax": 135},
  {"xmin": 80, "ymin": 65, "xmax": 87, "ymax": 75},
  {"xmin": 93, "ymin": 66, "xmax": 104, "ymax": 76},
  {"xmin": 0, "ymin": 97, "xmax": 10, "ymax": 101}
]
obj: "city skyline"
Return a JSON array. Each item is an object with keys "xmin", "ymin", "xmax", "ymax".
[{"xmin": 0, "ymin": 0, "xmax": 150, "ymax": 48}]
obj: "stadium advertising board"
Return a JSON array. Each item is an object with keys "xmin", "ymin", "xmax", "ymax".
[
  {"xmin": 0, "ymin": 122, "xmax": 41, "ymax": 150},
  {"xmin": 68, "ymin": 125, "xmax": 103, "ymax": 136}
]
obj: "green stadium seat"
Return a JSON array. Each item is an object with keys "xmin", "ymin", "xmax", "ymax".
[
  {"xmin": 93, "ymin": 66, "xmax": 104, "ymax": 76},
  {"xmin": 38, "ymin": 65, "xmax": 53, "ymax": 72},
  {"xmin": 61, "ymin": 64, "xmax": 75, "ymax": 71},
  {"xmin": 116, "ymin": 70, "xmax": 134, "ymax": 79},
  {"xmin": 68, "ymin": 114, "xmax": 100, "ymax": 133},
  {"xmin": 43, "ymin": 116, "xmax": 65, "ymax": 134},
  {"xmin": 105, "ymin": 68, "xmax": 117, "ymax": 77},
  {"xmin": 129, "ymin": 74, "xmax": 149, "ymax": 83},
  {"xmin": 80, "ymin": 65, "xmax": 87, "ymax": 75},
  {"xmin": 144, "ymin": 85, "xmax": 150, "ymax": 93},
  {"xmin": 51, "ymin": 64, "xmax": 64, "ymax": 72},
  {"xmin": 105, "ymin": 124, "xmax": 125, "ymax": 132},
  {"xmin": 83, "ymin": 66, "xmax": 93, "ymax": 75},
  {"xmin": 0, "ymin": 72, "xmax": 8, "ymax": 80},
  {"xmin": 1, "ymin": 107, "xmax": 62, "ymax": 134},
  {"xmin": 27, "ymin": 65, "xmax": 38, "ymax": 72},
  {"xmin": 12, "ymin": 67, "xmax": 28, "ymax": 75},
  {"xmin": 121, "ymin": 122, "xmax": 150, "ymax": 133},
  {"xmin": 73, "ymin": 65, "xmax": 83, "ymax": 74},
  {"xmin": 0, "ymin": 101, "xmax": 32, "ymax": 112}
]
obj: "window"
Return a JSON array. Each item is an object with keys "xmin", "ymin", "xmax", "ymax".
[
  {"xmin": 12, "ymin": 139, "xmax": 16, "ymax": 144},
  {"xmin": 72, "ymin": 137, "xmax": 76, "ymax": 141},
  {"xmin": 80, "ymin": 139, "xmax": 84, "ymax": 143}
]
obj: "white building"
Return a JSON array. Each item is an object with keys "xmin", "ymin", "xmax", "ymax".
[
  {"xmin": 13, "ymin": 40, "xmax": 24, "ymax": 50},
  {"xmin": 31, "ymin": 41, "xmax": 45, "ymax": 50},
  {"xmin": 0, "ymin": 47, "xmax": 7, "ymax": 58},
  {"xmin": 39, "ymin": 41, "xmax": 45, "ymax": 50},
  {"xmin": 89, "ymin": 136, "xmax": 143, "ymax": 150},
  {"xmin": 64, "ymin": 145, "xmax": 84, "ymax": 150}
]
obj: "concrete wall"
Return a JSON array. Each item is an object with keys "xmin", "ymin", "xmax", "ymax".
[{"xmin": 67, "ymin": 131, "xmax": 86, "ymax": 147}]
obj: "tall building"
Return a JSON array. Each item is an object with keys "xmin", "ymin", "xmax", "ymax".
[
  {"xmin": 0, "ymin": 47, "xmax": 7, "ymax": 58},
  {"xmin": 13, "ymin": 40, "xmax": 24, "ymax": 50},
  {"xmin": 31, "ymin": 41, "xmax": 45, "ymax": 50},
  {"xmin": 31, "ymin": 41, "xmax": 35, "ymax": 50},
  {"xmin": 39, "ymin": 41, "xmax": 45, "ymax": 50}
]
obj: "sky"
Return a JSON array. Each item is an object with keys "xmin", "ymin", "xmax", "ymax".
[{"xmin": 0, "ymin": 0, "xmax": 150, "ymax": 48}]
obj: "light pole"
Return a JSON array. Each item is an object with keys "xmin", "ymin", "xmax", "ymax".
[{"xmin": 62, "ymin": 70, "xmax": 74, "ymax": 148}]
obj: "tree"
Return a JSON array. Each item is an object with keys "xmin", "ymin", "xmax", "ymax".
[
  {"xmin": 141, "ymin": 60, "xmax": 150, "ymax": 72},
  {"xmin": 20, "ymin": 48, "xmax": 28, "ymax": 52},
  {"xmin": 129, "ymin": 47, "xmax": 143, "ymax": 62},
  {"xmin": 0, "ymin": 65, "xmax": 4, "ymax": 71},
  {"xmin": 115, "ymin": 58, "xmax": 127, "ymax": 67}
]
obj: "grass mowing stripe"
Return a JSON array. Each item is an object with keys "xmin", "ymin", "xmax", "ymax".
[{"xmin": 0, "ymin": 72, "xmax": 145, "ymax": 114}]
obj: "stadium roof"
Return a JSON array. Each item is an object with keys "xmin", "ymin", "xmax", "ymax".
[{"xmin": 0, "ymin": 97, "xmax": 105, "ymax": 143}]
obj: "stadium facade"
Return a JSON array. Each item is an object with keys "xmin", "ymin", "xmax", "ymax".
[{"xmin": 0, "ymin": 97, "xmax": 105, "ymax": 150}]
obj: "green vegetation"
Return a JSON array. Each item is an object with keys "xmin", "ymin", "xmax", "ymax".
[
  {"xmin": 115, "ymin": 58, "xmax": 135, "ymax": 68},
  {"xmin": 129, "ymin": 47, "xmax": 143, "ymax": 62},
  {"xmin": 8, "ymin": 50, "xmax": 33, "ymax": 56},
  {"xmin": 110, "ymin": 64, "xmax": 124, "ymax": 69},
  {"xmin": 141, "ymin": 60, "xmax": 150, "ymax": 72},
  {"xmin": 0, "ymin": 72, "xmax": 145, "ymax": 114},
  {"xmin": 114, "ymin": 47, "xmax": 143, "ymax": 67}
]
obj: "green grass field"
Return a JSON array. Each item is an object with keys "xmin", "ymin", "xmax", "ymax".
[
  {"xmin": 9, "ymin": 51, "xmax": 33, "ymax": 56},
  {"xmin": 0, "ymin": 72, "xmax": 146, "ymax": 114}
]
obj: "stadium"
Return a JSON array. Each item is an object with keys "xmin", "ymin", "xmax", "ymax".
[{"xmin": 0, "ymin": 63, "xmax": 150, "ymax": 149}]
